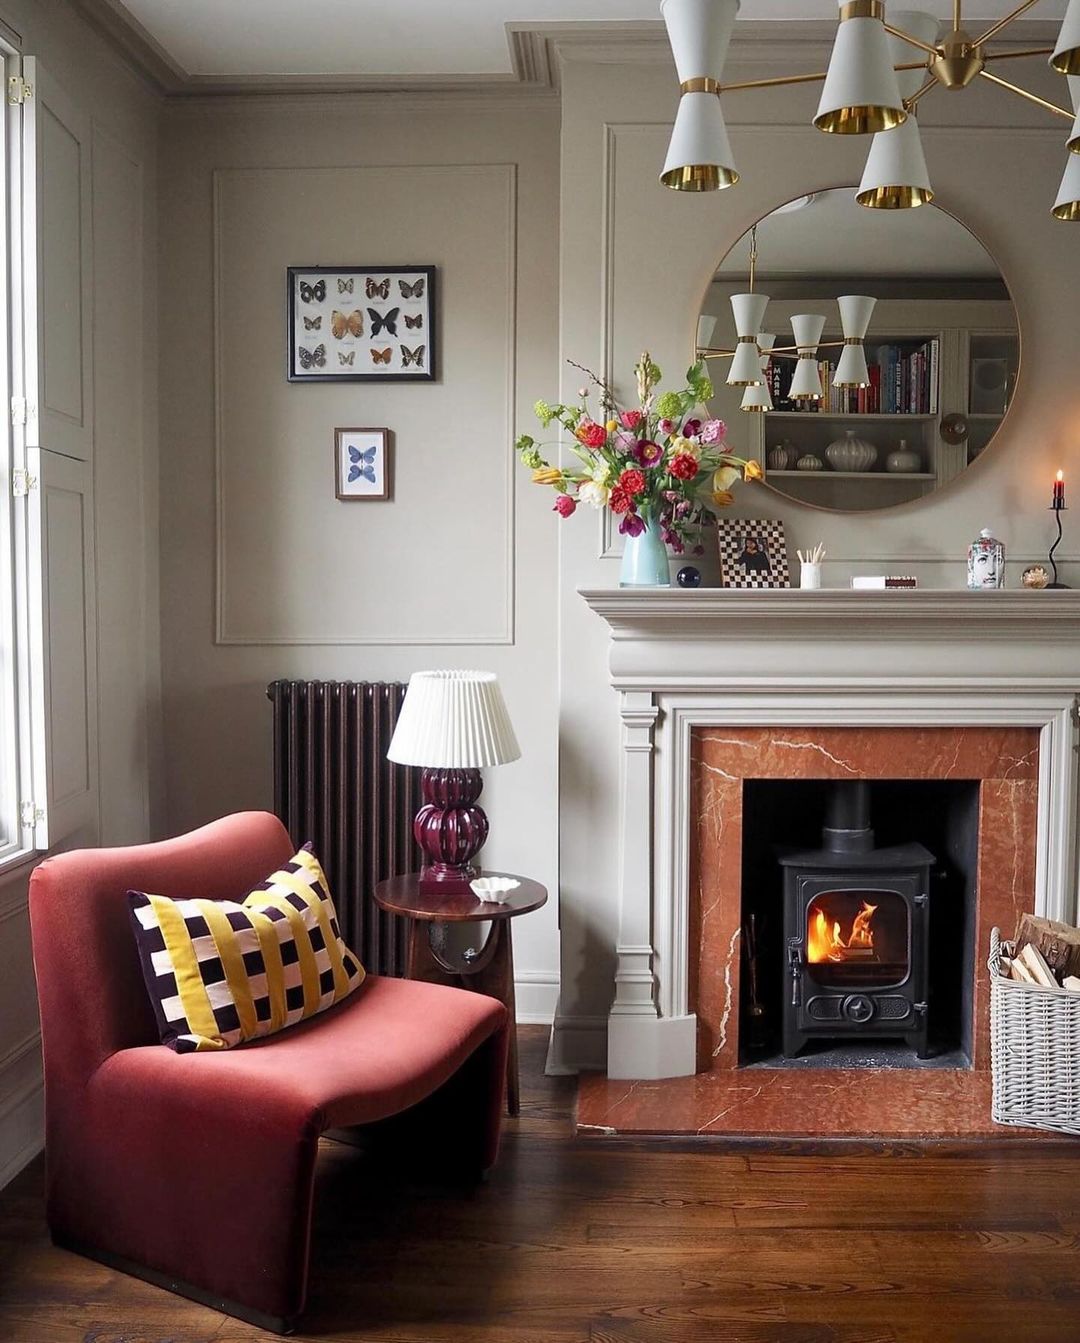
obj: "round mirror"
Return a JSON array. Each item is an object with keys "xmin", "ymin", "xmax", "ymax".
[{"xmin": 697, "ymin": 189, "xmax": 1019, "ymax": 513}]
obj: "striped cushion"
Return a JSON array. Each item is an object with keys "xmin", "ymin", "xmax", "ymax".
[{"xmin": 128, "ymin": 844, "xmax": 365, "ymax": 1053}]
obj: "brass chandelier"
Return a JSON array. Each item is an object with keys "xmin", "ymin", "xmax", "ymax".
[{"xmin": 661, "ymin": 0, "xmax": 1080, "ymax": 219}]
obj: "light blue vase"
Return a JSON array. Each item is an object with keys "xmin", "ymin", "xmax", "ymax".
[{"xmin": 619, "ymin": 506, "xmax": 671, "ymax": 588}]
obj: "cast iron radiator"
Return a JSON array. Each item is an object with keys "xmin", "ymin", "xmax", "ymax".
[{"xmin": 267, "ymin": 679, "xmax": 420, "ymax": 976}]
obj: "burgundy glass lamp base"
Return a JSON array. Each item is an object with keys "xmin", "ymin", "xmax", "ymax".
[{"xmin": 414, "ymin": 768, "xmax": 489, "ymax": 891}]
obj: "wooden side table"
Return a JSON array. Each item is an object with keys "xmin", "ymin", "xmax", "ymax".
[{"xmin": 373, "ymin": 872, "xmax": 547, "ymax": 1116}]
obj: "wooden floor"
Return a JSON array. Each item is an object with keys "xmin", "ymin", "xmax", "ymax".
[{"xmin": 3, "ymin": 1028, "xmax": 1080, "ymax": 1343}]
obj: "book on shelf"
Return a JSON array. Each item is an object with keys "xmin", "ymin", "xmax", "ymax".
[{"xmin": 763, "ymin": 338, "xmax": 939, "ymax": 417}]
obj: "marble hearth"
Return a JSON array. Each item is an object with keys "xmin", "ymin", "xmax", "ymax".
[{"xmin": 576, "ymin": 589, "xmax": 1080, "ymax": 1138}]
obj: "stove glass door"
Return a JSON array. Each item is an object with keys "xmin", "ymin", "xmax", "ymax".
[{"xmin": 805, "ymin": 887, "xmax": 910, "ymax": 989}]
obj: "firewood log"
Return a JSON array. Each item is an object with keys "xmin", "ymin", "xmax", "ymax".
[
  {"xmin": 1013, "ymin": 914, "xmax": 1080, "ymax": 980},
  {"xmin": 1018, "ymin": 942, "xmax": 1059, "ymax": 989}
]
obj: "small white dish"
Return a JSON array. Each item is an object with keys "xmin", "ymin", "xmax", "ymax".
[{"xmin": 470, "ymin": 877, "xmax": 521, "ymax": 904}]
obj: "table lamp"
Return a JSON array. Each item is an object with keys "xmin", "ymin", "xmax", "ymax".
[{"xmin": 387, "ymin": 670, "xmax": 520, "ymax": 891}]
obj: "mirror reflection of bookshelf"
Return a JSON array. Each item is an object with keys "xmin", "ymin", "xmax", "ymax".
[
  {"xmin": 759, "ymin": 331, "xmax": 941, "ymax": 510},
  {"xmin": 967, "ymin": 332, "xmax": 1019, "ymax": 464}
]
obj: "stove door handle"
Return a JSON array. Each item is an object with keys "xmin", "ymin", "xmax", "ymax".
[{"xmin": 787, "ymin": 938, "xmax": 803, "ymax": 1008}]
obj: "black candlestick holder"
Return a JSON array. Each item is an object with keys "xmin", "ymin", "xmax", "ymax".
[{"xmin": 1048, "ymin": 502, "xmax": 1069, "ymax": 589}]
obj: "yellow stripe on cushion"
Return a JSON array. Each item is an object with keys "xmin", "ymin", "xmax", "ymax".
[
  {"xmin": 246, "ymin": 905, "xmax": 288, "ymax": 1034},
  {"xmin": 195, "ymin": 899, "xmax": 258, "ymax": 1040},
  {"xmin": 267, "ymin": 866, "xmax": 352, "ymax": 999},
  {"xmin": 248, "ymin": 892, "xmax": 322, "ymax": 1016},
  {"xmin": 148, "ymin": 894, "xmax": 223, "ymax": 1048}
]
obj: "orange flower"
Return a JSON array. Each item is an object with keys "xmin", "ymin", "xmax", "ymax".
[
  {"xmin": 744, "ymin": 460, "xmax": 765, "ymax": 482},
  {"xmin": 711, "ymin": 489, "xmax": 735, "ymax": 508}
]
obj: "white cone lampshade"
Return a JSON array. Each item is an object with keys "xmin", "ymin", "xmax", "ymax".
[
  {"xmin": 660, "ymin": 0, "xmax": 741, "ymax": 190},
  {"xmin": 697, "ymin": 314, "xmax": 719, "ymax": 349},
  {"xmin": 387, "ymin": 670, "xmax": 521, "ymax": 769},
  {"xmin": 857, "ymin": 10, "xmax": 937, "ymax": 207},
  {"xmin": 1053, "ymin": 149, "xmax": 1080, "ymax": 219},
  {"xmin": 741, "ymin": 383, "xmax": 773, "ymax": 412},
  {"xmin": 857, "ymin": 117, "xmax": 933, "ymax": 208},
  {"xmin": 1068, "ymin": 75, "xmax": 1080, "ymax": 153},
  {"xmin": 789, "ymin": 313, "xmax": 827, "ymax": 400},
  {"xmin": 834, "ymin": 294, "xmax": 876, "ymax": 388},
  {"xmin": 727, "ymin": 292, "xmax": 769, "ymax": 385},
  {"xmin": 742, "ymin": 334, "xmax": 776, "ymax": 411},
  {"xmin": 661, "ymin": 94, "xmax": 739, "ymax": 191},
  {"xmin": 815, "ymin": 0, "xmax": 907, "ymax": 135},
  {"xmin": 1052, "ymin": 0, "xmax": 1080, "ymax": 75}
]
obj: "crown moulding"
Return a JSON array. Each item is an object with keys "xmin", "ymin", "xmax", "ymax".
[{"xmin": 63, "ymin": 6, "xmax": 1065, "ymax": 102}]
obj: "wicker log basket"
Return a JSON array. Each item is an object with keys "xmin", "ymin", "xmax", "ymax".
[{"xmin": 989, "ymin": 927, "xmax": 1080, "ymax": 1136}]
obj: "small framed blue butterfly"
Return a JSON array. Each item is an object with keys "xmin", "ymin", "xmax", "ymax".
[{"xmin": 335, "ymin": 427, "xmax": 391, "ymax": 501}]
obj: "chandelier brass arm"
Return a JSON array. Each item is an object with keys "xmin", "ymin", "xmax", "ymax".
[
  {"xmin": 979, "ymin": 67, "xmax": 1074, "ymax": 118},
  {"xmin": 698, "ymin": 340, "xmax": 849, "ymax": 360},
  {"xmin": 882, "ymin": 23, "xmax": 942, "ymax": 56},
  {"xmin": 977, "ymin": 0, "xmax": 1045, "ymax": 48},
  {"xmin": 719, "ymin": 59, "xmax": 927, "ymax": 96}
]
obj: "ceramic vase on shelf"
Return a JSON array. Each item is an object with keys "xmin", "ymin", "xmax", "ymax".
[
  {"xmin": 796, "ymin": 454, "xmax": 824, "ymax": 472},
  {"xmin": 886, "ymin": 439, "xmax": 921, "ymax": 474},
  {"xmin": 619, "ymin": 505, "xmax": 671, "ymax": 588},
  {"xmin": 967, "ymin": 527, "xmax": 1005, "ymax": 589},
  {"xmin": 825, "ymin": 430, "xmax": 877, "ymax": 473},
  {"xmin": 767, "ymin": 443, "xmax": 793, "ymax": 471}
]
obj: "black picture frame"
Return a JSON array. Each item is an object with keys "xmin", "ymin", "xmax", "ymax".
[{"xmin": 287, "ymin": 265, "xmax": 437, "ymax": 383}]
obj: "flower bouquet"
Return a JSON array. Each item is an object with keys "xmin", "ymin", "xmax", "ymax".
[{"xmin": 516, "ymin": 352, "xmax": 762, "ymax": 587}]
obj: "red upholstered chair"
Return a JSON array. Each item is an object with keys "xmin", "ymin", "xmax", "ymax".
[{"xmin": 28, "ymin": 811, "xmax": 508, "ymax": 1334}]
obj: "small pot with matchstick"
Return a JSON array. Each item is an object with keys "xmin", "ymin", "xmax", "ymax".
[{"xmin": 797, "ymin": 543, "xmax": 826, "ymax": 589}]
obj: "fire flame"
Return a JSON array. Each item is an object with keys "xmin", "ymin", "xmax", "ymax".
[{"xmin": 807, "ymin": 900, "xmax": 878, "ymax": 963}]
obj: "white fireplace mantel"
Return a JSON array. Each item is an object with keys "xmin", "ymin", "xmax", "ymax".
[{"xmin": 580, "ymin": 588, "xmax": 1080, "ymax": 1080}]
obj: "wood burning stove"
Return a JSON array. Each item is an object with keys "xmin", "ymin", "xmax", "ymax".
[{"xmin": 779, "ymin": 781, "xmax": 934, "ymax": 1059}]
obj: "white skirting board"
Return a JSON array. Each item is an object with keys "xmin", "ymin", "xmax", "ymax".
[
  {"xmin": 514, "ymin": 971, "xmax": 559, "ymax": 1024},
  {"xmin": 0, "ymin": 1078, "xmax": 43, "ymax": 1192}
]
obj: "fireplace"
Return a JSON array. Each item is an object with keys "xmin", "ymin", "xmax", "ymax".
[{"xmin": 779, "ymin": 782, "xmax": 933, "ymax": 1059}]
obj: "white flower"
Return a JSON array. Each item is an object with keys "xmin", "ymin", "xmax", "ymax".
[
  {"xmin": 579, "ymin": 480, "xmax": 611, "ymax": 509},
  {"xmin": 589, "ymin": 460, "xmax": 614, "ymax": 486}
]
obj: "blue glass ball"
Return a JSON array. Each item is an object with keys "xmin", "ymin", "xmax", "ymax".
[{"xmin": 676, "ymin": 566, "xmax": 702, "ymax": 589}]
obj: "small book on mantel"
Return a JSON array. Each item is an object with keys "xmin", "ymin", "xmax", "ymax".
[{"xmin": 850, "ymin": 576, "xmax": 919, "ymax": 589}]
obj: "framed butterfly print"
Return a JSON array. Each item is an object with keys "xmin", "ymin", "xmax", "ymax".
[
  {"xmin": 288, "ymin": 266, "xmax": 436, "ymax": 383},
  {"xmin": 335, "ymin": 428, "xmax": 391, "ymax": 501}
]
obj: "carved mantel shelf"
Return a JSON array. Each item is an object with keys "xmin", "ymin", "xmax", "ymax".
[{"xmin": 580, "ymin": 587, "xmax": 1080, "ymax": 644}]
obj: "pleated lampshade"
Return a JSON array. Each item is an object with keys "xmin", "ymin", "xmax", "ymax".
[
  {"xmin": 1052, "ymin": 0, "xmax": 1080, "ymax": 75},
  {"xmin": 660, "ymin": 0, "xmax": 740, "ymax": 190},
  {"xmin": 387, "ymin": 670, "xmax": 521, "ymax": 768},
  {"xmin": 815, "ymin": 0, "xmax": 907, "ymax": 135},
  {"xmin": 857, "ymin": 10, "xmax": 938, "ymax": 208}
]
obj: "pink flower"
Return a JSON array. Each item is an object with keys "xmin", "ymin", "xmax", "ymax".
[
  {"xmin": 682, "ymin": 418, "xmax": 702, "ymax": 438},
  {"xmin": 659, "ymin": 418, "xmax": 677, "ymax": 436},
  {"xmin": 575, "ymin": 419, "xmax": 607, "ymax": 449},
  {"xmin": 699, "ymin": 418, "xmax": 727, "ymax": 445},
  {"xmin": 670, "ymin": 453, "xmax": 699, "ymax": 481},
  {"xmin": 632, "ymin": 439, "xmax": 665, "ymax": 469},
  {"xmin": 553, "ymin": 494, "xmax": 577, "ymax": 517},
  {"xmin": 620, "ymin": 409, "xmax": 644, "ymax": 431},
  {"xmin": 619, "ymin": 511, "xmax": 645, "ymax": 538}
]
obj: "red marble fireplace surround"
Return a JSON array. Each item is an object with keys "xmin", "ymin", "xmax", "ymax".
[{"xmin": 577, "ymin": 725, "xmax": 1045, "ymax": 1140}]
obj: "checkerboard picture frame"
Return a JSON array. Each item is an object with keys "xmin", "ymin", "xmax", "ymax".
[{"xmin": 717, "ymin": 518, "xmax": 791, "ymax": 589}]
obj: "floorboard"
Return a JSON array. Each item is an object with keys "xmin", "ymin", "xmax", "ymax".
[{"xmin": 1, "ymin": 1027, "xmax": 1079, "ymax": 1343}]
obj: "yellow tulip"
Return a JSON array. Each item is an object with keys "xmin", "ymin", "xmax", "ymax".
[
  {"xmin": 744, "ymin": 460, "xmax": 765, "ymax": 482},
  {"xmin": 712, "ymin": 490, "xmax": 735, "ymax": 508},
  {"xmin": 532, "ymin": 467, "xmax": 564, "ymax": 487},
  {"xmin": 713, "ymin": 465, "xmax": 740, "ymax": 494}
]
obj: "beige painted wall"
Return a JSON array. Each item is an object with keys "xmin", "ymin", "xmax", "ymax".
[
  {"xmin": 551, "ymin": 40, "xmax": 1080, "ymax": 1067},
  {"xmin": 157, "ymin": 94, "xmax": 561, "ymax": 1020},
  {"xmin": 0, "ymin": 0, "xmax": 161, "ymax": 1184}
]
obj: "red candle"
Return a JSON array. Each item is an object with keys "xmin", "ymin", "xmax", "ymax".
[{"xmin": 1054, "ymin": 470, "xmax": 1066, "ymax": 508}]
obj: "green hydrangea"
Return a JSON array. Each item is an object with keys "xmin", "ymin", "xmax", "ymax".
[
  {"xmin": 655, "ymin": 391, "xmax": 684, "ymax": 421},
  {"xmin": 533, "ymin": 399, "xmax": 556, "ymax": 428}
]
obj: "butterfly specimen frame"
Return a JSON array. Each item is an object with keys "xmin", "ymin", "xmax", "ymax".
[
  {"xmin": 287, "ymin": 265, "xmax": 436, "ymax": 383},
  {"xmin": 334, "ymin": 428, "xmax": 391, "ymax": 501}
]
